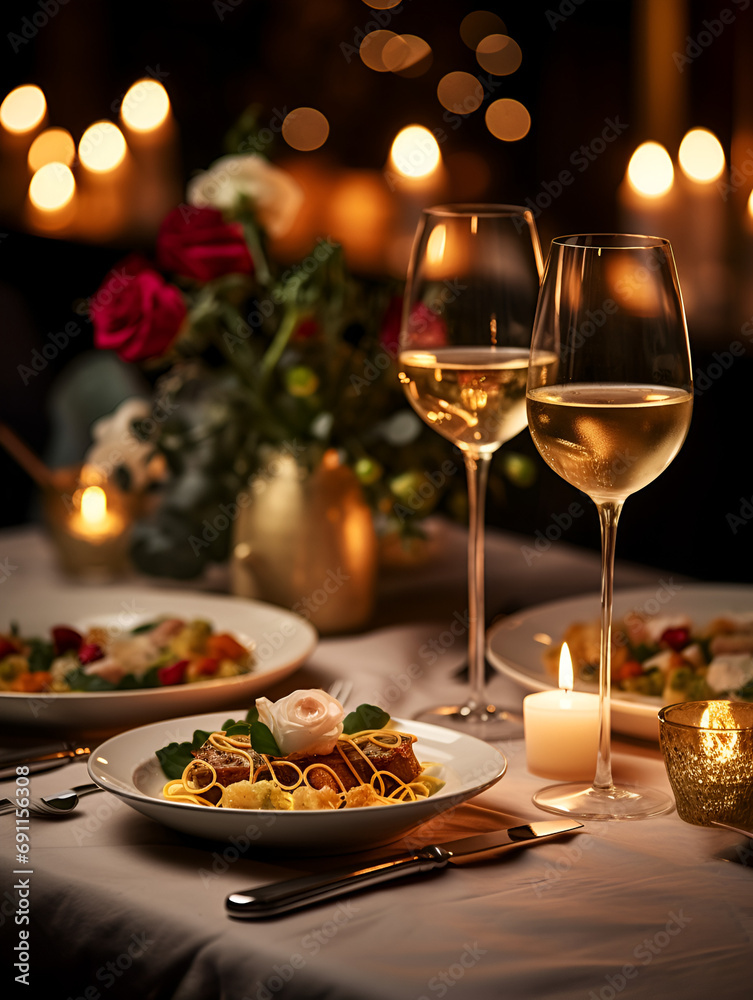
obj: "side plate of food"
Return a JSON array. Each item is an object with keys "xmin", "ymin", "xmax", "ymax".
[
  {"xmin": 0, "ymin": 585, "xmax": 317, "ymax": 735},
  {"xmin": 486, "ymin": 584, "xmax": 753, "ymax": 741}
]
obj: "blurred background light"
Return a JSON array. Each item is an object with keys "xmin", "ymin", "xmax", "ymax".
[
  {"xmin": 359, "ymin": 30, "xmax": 397, "ymax": 72},
  {"xmin": 27, "ymin": 128, "xmax": 75, "ymax": 172},
  {"xmin": 460, "ymin": 10, "xmax": 507, "ymax": 48},
  {"xmin": 626, "ymin": 141, "xmax": 674, "ymax": 196},
  {"xmin": 485, "ymin": 99, "xmax": 531, "ymax": 141},
  {"xmin": 475, "ymin": 34, "xmax": 522, "ymax": 76},
  {"xmin": 28, "ymin": 162, "xmax": 76, "ymax": 211},
  {"xmin": 382, "ymin": 34, "xmax": 433, "ymax": 77},
  {"xmin": 121, "ymin": 79, "xmax": 171, "ymax": 133},
  {"xmin": 389, "ymin": 125, "xmax": 441, "ymax": 178},
  {"xmin": 0, "ymin": 84, "xmax": 47, "ymax": 135},
  {"xmin": 78, "ymin": 121, "xmax": 127, "ymax": 173},
  {"xmin": 678, "ymin": 128, "xmax": 725, "ymax": 183},
  {"xmin": 282, "ymin": 107, "xmax": 330, "ymax": 151},
  {"xmin": 437, "ymin": 72, "xmax": 484, "ymax": 114}
]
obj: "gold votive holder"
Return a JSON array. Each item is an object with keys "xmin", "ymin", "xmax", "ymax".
[{"xmin": 658, "ymin": 700, "xmax": 753, "ymax": 827}]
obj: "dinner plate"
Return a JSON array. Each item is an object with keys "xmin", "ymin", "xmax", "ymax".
[
  {"xmin": 486, "ymin": 584, "xmax": 753, "ymax": 741},
  {"xmin": 0, "ymin": 585, "xmax": 317, "ymax": 735},
  {"xmin": 88, "ymin": 712, "xmax": 508, "ymax": 854}
]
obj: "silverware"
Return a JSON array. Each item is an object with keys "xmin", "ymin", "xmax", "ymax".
[
  {"xmin": 0, "ymin": 782, "xmax": 101, "ymax": 817},
  {"xmin": 711, "ymin": 820, "xmax": 753, "ymax": 839},
  {"xmin": 226, "ymin": 818, "xmax": 584, "ymax": 918},
  {"xmin": 0, "ymin": 743, "xmax": 92, "ymax": 776}
]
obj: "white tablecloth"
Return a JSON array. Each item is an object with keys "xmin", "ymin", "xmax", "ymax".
[{"xmin": 1, "ymin": 523, "xmax": 750, "ymax": 1000}]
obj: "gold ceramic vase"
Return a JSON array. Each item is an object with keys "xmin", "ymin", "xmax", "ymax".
[{"xmin": 230, "ymin": 449, "xmax": 377, "ymax": 634}]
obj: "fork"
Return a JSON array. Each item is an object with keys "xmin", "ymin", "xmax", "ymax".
[{"xmin": 327, "ymin": 678, "xmax": 354, "ymax": 707}]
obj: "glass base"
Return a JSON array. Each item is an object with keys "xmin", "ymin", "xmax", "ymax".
[
  {"xmin": 532, "ymin": 781, "xmax": 675, "ymax": 821},
  {"xmin": 413, "ymin": 703, "xmax": 524, "ymax": 742}
]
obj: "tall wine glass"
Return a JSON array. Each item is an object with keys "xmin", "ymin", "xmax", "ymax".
[
  {"xmin": 526, "ymin": 234, "xmax": 693, "ymax": 819},
  {"xmin": 398, "ymin": 204, "xmax": 544, "ymax": 740}
]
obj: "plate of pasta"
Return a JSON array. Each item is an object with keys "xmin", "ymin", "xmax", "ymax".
[{"xmin": 87, "ymin": 703, "xmax": 508, "ymax": 853}]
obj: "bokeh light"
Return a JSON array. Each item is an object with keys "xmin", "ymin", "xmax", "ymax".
[
  {"xmin": 485, "ymin": 99, "xmax": 531, "ymax": 141},
  {"xmin": 626, "ymin": 141, "xmax": 674, "ymax": 197},
  {"xmin": 282, "ymin": 108, "xmax": 330, "ymax": 151},
  {"xmin": 382, "ymin": 35, "xmax": 433, "ymax": 77},
  {"xmin": 28, "ymin": 128, "xmax": 75, "ymax": 172},
  {"xmin": 78, "ymin": 121, "xmax": 127, "ymax": 173},
  {"xmin": 360, "ymin": 30, "xmax": 397, "ymax": 72},
  {"xmin": 362, "ymin": 0, "xmax": 401, "ymax": 7},
  {"xmin": 460, "ymin": 10, "xmax": 507, "ymax": 48},
  {"xmin": 678, "ymin": 128, "xmax": 725, "ymax": 183},
  {"xmin": 121, "ymin": 79, "xmax": 171, "ymax": 133},
  {"xmin": 28, "ymin": 162, "xmax": 76, "ymax": 211},
  {"xmin": 390, "ymin": 125, "xmax": 441, "ymax": 178},
  {"xmin": 437, "ymin": 72, "xmax": 484, "ymax": 114},
  {"xmin": 476, "ymin": 34, "xmax": 522, "ymax": 76},
  {"xmin": 0, "ymin": 84, "xmax": 46, "ymax": 134}
]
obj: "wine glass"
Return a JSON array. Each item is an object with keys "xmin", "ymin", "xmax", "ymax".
[
  {"xmin": 398, "ymin": 204, "xmax": 544, "ymax": 740},
  {"xmin": 526, "ymin": 233, "xmax": 693, "ymax": 819}
]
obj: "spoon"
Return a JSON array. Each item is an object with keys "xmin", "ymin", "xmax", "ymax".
[{"xmin": 0, "ymin": 783, "xmax": 102, "ymax": 817}]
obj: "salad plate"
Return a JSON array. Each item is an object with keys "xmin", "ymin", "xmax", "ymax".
[
  {"xmin": 0, "ymin": 585, "xmax": 317, "ymax": 734},
  {"xmin": 486, "ymin": 584, "xmax": 753, "ymax": 741},
  {"xmin": 88, "ymin": 712, "xmax": 508, "ymax": 853}
]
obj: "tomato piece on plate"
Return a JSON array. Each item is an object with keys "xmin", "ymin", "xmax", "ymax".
[
  {"xmin": 660, "ymin": 627, "xmax": 690, "ymax": 652},
  {"xmin": 52, "ymin": 626, "xmax": 82, "ymax": 655},
  {"xmin": 157, "ymin": 659, "xmax": 190, "ymax": 686}
]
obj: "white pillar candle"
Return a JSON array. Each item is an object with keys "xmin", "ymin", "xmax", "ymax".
[
  {"xmin": 523, "ymin": 689, "xmax": 600, "ymax": 780},
  {"xmin": 523, "ymin": 642, "xmax": 600, "ymax": 781}
]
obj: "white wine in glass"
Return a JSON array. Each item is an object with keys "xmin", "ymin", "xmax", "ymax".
[
  {"xmin": 526, "ymin": 234, "xmax": 693, "ymax": 820},
  {"xmin": 399, "ymin": 204, "xmax": 546, "ymax": 740}
]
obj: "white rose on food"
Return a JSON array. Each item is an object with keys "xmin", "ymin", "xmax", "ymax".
[
  {"xmin": 256, "ymin": 689, "xmax": 346, "ymax": 756},
  {"xmin": 187, "ymin": 154, "xmax": 303, "ymax": 238}
]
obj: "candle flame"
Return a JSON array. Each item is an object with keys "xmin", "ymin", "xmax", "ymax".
[
  {"xmin": 558, "ymin": 642, "xmax": 574, "ymax": 691},
  {"xmin": 700, "ymin": 701, "xmax": 739, "ymax": 763},
  {"xmin": 80, "ymin": 486, "xmax": 108, "ymax": 526}
]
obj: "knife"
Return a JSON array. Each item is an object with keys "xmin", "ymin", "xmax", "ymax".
[
  {"xmin": 226, "ymin": 818, "xmax": 583, "ymax": 918},
  {"xmin": 0, "ymin": 743, "xmax": 92, "ymax": 780}
]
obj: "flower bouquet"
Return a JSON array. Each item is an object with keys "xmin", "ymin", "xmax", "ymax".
[{"xmin": 86, "ymin": 142, "xmax": 459, "ymax": 580}]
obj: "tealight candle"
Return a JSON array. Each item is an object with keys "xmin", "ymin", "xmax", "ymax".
[
  {"xmin": 523, "ymin": 643, "xmax": 600, "ymax": 781},
  {"xmin": 44, "ymin": 468, "xmax": 134, "ymax": 579}
]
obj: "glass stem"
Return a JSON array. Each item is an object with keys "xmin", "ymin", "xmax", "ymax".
[
  {"xmin": 465, "ymin": 452, "xmax": 491, "ymax": 713},
  {"xmin": 593, "ymin": 500, "xmax": 623, "ymax": 791}
]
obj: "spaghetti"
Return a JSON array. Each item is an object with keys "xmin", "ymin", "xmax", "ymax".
[{"xmin": 162, "ymin": 728, "xmax": 443, "ymax": 809}]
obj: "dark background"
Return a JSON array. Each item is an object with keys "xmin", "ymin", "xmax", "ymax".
[{"xmin": 0, "ymin": 0, "xmax": 751, "ymax": 583}]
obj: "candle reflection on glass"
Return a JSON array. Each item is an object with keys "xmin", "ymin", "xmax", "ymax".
[{"xmin": 523, "ymin": 643, "xmax": 600, "ymax": 781}]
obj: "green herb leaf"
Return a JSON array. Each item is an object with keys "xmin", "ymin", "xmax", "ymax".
[
  {"xmin": 245, "ymin": 706, "xmax": 259, "ymax": 725},
  {"xmin": 342, "ymin": 703, "xmax": 390, "ymax": 734},
  {"xmin": 155, "ymin": 728, "xmax": 211, "ymax": 779},
  {"xmin": 130, "ymin": 621, "xmax": 158, "ymax": 635},
  {"xmin": 249, "ymin": 721, "xmax": 281, "ymax": 756},
  {"xmin": 224, "ymin": 722, "xmax": 252, "ymax": 739},
  {"xmin": 27, "ymin": 638, "xmax": 55, "ymax": 673}
]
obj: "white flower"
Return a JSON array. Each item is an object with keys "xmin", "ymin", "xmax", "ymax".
[
  {"xmin": 256, "ymin": 689, "xmax": 346, "ymax": 756},
  {"xmin": 187, "ymin": 154, "xmax": 303, "ymax": 238},
  {"xmin": 84, "ymin": 398, "xmax": 155, "ymax": 492}
]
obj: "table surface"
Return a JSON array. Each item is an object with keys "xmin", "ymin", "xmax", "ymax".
[{"xmin": 1, "ymin": 522, "xmax": 750, "ymax": 1000}]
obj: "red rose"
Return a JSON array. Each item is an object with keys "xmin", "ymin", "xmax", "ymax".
[
  {"xmin": 156, "ymin": 205, "xmax": 253, "ymax": 283},
  {"xmin": 91, "ymin": 255, "xmax": 186, "ymax": 363}
]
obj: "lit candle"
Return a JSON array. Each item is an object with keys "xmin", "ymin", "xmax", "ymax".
[
  {"xmin": 523, "ymin": 643, "xmax": 600, "ymax": 781},
  {"xmin": 69, "ymin": 485, "xmax": 124, "ymax": 541}
]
